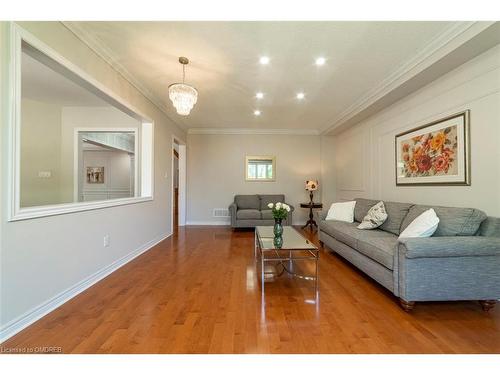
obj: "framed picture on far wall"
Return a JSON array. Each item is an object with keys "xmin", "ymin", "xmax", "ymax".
[
  {"xmin": 86, "ymin": 166, "xmax": 104, "ymax": 184},
  {"xmin": 395, "ymin": 110, "xmax": 470, "ymax": 186}
]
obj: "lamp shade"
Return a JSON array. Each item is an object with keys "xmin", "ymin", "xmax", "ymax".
[{"xmin": 305, "ymin": 180, "xmax": 318, "ymax": 191}]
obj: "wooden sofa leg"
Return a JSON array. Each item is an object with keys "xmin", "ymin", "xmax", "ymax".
[
  {"xmin": 479, "ymin": 300, "xmax": 497, "ymax": 312},
  {"xmin": 399, "ymin": 299, "xmax": 416, "ymax": 312}
]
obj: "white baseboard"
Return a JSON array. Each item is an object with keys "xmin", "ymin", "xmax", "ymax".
[
  {"xmin": 185, "ymin": 220, "xmax": 307, "ymax": 226},
  {"xmin": 0, "ymin": 232, "xmax": 171, "ymax": 344},
  {"xmin": 186, "ymin": 220, "xmax": 230, "ymax": 225}
]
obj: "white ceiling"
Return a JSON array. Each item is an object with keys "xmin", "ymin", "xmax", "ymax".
[{"xmin": 63, "ymin": 21, "xmax": 493, "ymax": 133}]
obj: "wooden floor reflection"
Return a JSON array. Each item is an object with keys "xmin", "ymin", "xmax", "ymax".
[{"xmin": 3, "ymin": 226, "xmax": 500, "ymax": 353}]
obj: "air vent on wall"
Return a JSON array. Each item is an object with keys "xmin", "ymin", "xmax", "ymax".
[{"xmin": 213, "ymin": 208, "xmax": 230, "ymax": 218}]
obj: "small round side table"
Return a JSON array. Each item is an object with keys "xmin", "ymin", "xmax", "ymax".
[{"xmin": 300, "ymin": 202, "xmax": 323, "ymax": 231}]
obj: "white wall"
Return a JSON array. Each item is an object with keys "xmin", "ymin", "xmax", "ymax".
[
  {"xmin": 320, "ymin": 135, "xmax": 336, "ymax": 208},
  {"xmin": 81, "ymin": 149, "xmax": 133, "ymax": 201},
  {"xmin": 0, "ymin": 22, "xmax": 186, "ymax": 340},
  {"xmin": 187, "ymin": 133, "xmax": 322, "ymax": 225},
  {"xmin": 323, "ymin": 44, "xmax": 500, "ymax": 216}
]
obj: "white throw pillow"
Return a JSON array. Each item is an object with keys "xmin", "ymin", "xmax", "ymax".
[
  {"xmin": 357, "ymin": 201, "xmax": 388, "ymax": 229},
  {"xmin": 325, "ymin": 201, "xmax": 356, "ymax": 223},
  {"xmin": 399, "ymin": 208, "xmax": 440, "ymax": 239}
]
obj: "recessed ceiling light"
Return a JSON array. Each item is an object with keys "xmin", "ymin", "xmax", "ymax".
[
  {"xmin": 315, "ymin": 57, "xmax": 326, "ymax": 66},
  {"xmin": 254, "ymin": 110, "xmax": 261, "ymax": 116},
  {"xmin": 296, "ymin": 92, "xmax": 305, "ymax": 100},
  {"xmin": 259, "ymin": 56, "xmax": 270, "ymax": 65},
  {"xmin": 256, "ymin": 92, "xmax": 264, "ymax": 99}
]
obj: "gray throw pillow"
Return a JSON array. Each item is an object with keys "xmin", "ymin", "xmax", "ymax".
[{"xmin": 357, "ymin": 201, "xmax": 388, "ymax": 229}]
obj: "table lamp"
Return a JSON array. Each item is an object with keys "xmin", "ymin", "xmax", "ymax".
[{"xmin": 305, "ymin": 180, "xmax": 318, "ymax": 204}]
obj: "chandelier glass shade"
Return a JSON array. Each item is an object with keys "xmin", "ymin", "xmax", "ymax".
[{"xmin": 168, "ymin": 57, "xmax": 198, "ymax": 116}]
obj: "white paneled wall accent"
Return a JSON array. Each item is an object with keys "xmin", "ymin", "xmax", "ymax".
[{"xmin": 328, "ymin": 45, "xmax": 500, "ymax": 216}]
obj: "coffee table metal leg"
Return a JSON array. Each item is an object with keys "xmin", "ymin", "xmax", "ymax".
[
  {"xmin": 261, "ymin": 250, "xmax": 265, "ymax": 299},
  {"xmin": 315, "ymin": 250, "xmax": 319, "ymax": 303},
  {"xmin": 254, "ymin": 230, "xmax": 257, "ymax": 259}
]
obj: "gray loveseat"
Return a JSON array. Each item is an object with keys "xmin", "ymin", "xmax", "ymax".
[
  {"xmin": 229, "ymin": 194, "xmax": 294, "ymax": 228},
  {"xmin": 318, "ymin": 198, "xmax": 500, "ymax": 312}
]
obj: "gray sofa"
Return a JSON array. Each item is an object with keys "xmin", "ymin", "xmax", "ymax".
[
  {"xmin": 229, "ymin": 194, "xmax": 294, "ymax": 228},
  {"xmin": 318, "ymin": 198, "xmax": 500, "ymax": 312}
]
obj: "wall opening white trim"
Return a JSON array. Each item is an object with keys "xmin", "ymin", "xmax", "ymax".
[
  {"xmin": 7, "ymin": 22, "xmax": 155, "ymax": 221},
  {"xmin": 72, "ymin": 127, "xmax": 140, "ymax": 202},
  {"xmin": 171, "ymin": 136, "xmax": 186, "ymax": 229}
]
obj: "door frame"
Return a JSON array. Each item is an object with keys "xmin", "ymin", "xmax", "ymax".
[{"xmin": 171, "ymin": 136, "xmax": 186, "ymax": 230}]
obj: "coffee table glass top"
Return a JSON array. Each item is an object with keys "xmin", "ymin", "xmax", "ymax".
[{"xmin": 256, "ymin": 226, "xmax": 318, "ymax": 251}]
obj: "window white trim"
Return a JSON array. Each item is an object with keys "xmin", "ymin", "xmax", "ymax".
[
  {"xmin": 7, "ymin": 22, "xmax": 155, "ymax": 221},
  {"xmin": 245, "ymin": 155, "xmax": 276, "ymax": 182}
]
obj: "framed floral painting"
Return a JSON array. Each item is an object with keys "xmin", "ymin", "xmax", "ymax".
[{"xmin": 395, "ymin": 110, "xmax": 470, "ymax": 186}]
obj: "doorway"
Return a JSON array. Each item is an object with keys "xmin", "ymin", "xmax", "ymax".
[
  {"xmin": 173, "ymin": 146, "xmax": 179, "ymax": 229},
  {"xmin": 172, "ymin": 137, "xmax": 186, "ymax": 232}
]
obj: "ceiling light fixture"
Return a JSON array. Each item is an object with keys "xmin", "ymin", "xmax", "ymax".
[
  {"xmin": 296, "ymin": 92, "xmax": 305, "ymax": 100},
  {"xmin": 315, "ymin": 57, "xmax": 326, "ymax": 66},
  {"xmin": 256, "ymin": 92, "xmax": 264, "ymax": 99},
  {"xmin": 259, "ymin": 56, "xmax": 270, "ymax": 65},
  {"xmin": 254, "ymin": 110, "xmax": 261, "ymax": 116},
  {"xmin": 168, "ymin": 57, "xmax": 198, "ymax": 116}
]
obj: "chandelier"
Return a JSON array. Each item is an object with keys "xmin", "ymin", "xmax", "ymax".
[{"xmin": 168, "ymin": 57, "xmax": 198, "ymax": 116}]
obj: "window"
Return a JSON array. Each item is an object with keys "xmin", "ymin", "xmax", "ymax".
[
  {"xmin": 245, "ymin": 156, "xmax": 276, "ymax": 181},
  {"xmin": 8, "ymin": 24, "xmax": 154, "ymax": 221}
]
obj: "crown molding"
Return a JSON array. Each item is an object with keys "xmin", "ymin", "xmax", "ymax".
[
  {"xmin": 320, "ymin": 21, "xmax": 496, "ymax": 135},
  {"xmin": 62, "ymin": 21, "xmax": 494, "ymax": 137},
  {"xmin": 61, "ymin": 21, "xmax": 185, "ymax": 130},
  {"xmin": 187, "ymin": 128, "xmax": 320, "ymax": 135}
]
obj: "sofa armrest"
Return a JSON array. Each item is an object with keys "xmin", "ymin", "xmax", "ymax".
[
  {"xmin": 398, "ymin": 236, "xmax": 500, "ymax": 259},
  {"xmin": 316, "ymin": 210, "xmax": 327, "ymax": 221},
  {"xmin": 229, "ymin": 202, "xmax": 237, "ymax": 227}
]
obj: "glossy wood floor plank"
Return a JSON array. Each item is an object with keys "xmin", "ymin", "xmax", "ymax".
[{"xmin": 2, "ymin": 226, "xmax": 499, "ymax": 353}]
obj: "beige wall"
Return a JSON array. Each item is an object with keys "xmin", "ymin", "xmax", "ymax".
[
  {"xmin": 322, "ymin": 44, "xmax": 500, "ymax": 216},
  {"xmin": 20, "ymin": 98, "xmax": 63, "ymax": 207},
  {"xmin": 187, "ymin": 133, "xmax": 322, "ymax": 224},
  {"xmin": 1, "ymin": 21, "xmax": 186, "ymax": 337}
]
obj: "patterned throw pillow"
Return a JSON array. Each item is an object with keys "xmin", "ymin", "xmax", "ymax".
[{"xmin": 357, "ymin": 201, "xmax": 388, "ymax": 230}]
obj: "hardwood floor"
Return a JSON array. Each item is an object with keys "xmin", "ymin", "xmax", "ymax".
[{"xmin": 2, "ymin": 226, "xmax": 499, "ymax": 354}]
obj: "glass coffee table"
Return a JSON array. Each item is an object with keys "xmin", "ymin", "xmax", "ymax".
[{"xmin": 255, "ymin": 226, "xmax": 319, "ymax": 302}]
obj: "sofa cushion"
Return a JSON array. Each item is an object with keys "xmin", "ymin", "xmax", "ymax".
[
  {"xmin": 356, "ymin": 230, "xmax": 398, "ymax": 270},
  {"xmin": 321, "ymin": 219, "xmax": 397, "ymax": 269},
  {"xmin": 400, "ymin": 205, "xmax": 487, "ymax": 237},
  {"xmin": 479, "ymin": 217, "xmax": 500, "ymax": 237},
  {"xmin": 236, "ymin": 209, "xmax": 261, "ymax": 220},
  {"xmin": 357, "ymin": 201, "xmax": 388, "ymax": 229},
  {"xmin": 261, "ymin": 209, "xmax": 274, "ymax": 220},
  {"xmin": 320, "ymin": 220, "xmax": 360, "ymax": 249},
  {"xmin": 259, "ymin": 194, "xmax": 285, "ymax": 210},
  {"xmin": 378, "ymin": 201, "xmax": 414, "ymax": 235},
  {"xmin": 354, "ymin": 198, "xmax": 379, "ymax": 223},
  {"xmin": 235, "ymin": 195, "xmax": 260, "ymax": 210}
]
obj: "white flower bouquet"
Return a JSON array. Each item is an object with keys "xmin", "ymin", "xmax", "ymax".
[{"xmin": 267, "ymin": 202, "xmax": 291, "ymax": 220}]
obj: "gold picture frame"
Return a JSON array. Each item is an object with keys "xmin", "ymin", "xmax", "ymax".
[{"xmin": 395, "ymin": 110, "xmax": 470, "ymax": 186}]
